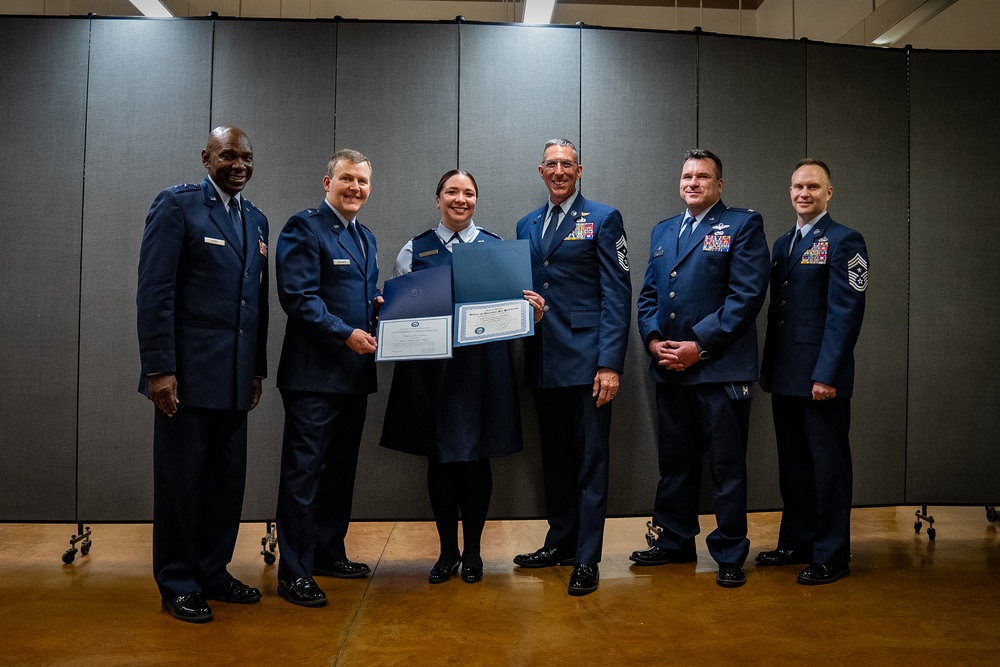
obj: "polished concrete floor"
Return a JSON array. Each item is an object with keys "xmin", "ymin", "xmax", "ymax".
[{"xmin": 2, "ymin": 506, "xmax": 999, "ymax": 666}]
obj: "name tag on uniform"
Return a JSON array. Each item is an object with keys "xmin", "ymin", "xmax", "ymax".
[
  {"xmin": 418, "ymin": 249, "xmax": 439, "ymax": 258},
  {"xmin": 204, "ymin": 237, "xmax": 225, "ymax": 246},
  {"xmin": 566, "ymin": 221, "xmax": 594, "ymax": 240},
  {"xmin": 801, "ymin": 239, "xmax": 829, "ymax": 264},
  {"xmin": 702, "ymin": 235, "xmax": 731, "ymax": 252},
  {"xmin": 333, "ymin": 258, "xmax": 351, "ymax": 266}
]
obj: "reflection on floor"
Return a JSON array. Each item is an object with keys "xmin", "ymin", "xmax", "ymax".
[{"xmin": 2, "ymin": 506, "xmax": 999, "ymax": 666}]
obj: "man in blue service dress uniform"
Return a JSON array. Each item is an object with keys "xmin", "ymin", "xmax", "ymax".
[
  {"xmin": 137, "ymin": 125, "xmax": 269, "ymax": 623},
  {"xmin": 757, "ymin": 159, "xmax": 868, "ymax": 585},
  {"xmin": 631, "ymin": 149, "xmax": 769, "ymax": 588},
  {"xmin": 274, "ymin": 149, "xmax": 382, "ymax": 607},
  {"xmin": 513, "ymin": 138, "xmax": 632, "ymax": 596}
]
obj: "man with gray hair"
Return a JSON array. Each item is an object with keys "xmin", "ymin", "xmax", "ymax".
[
  {"xmin": 513, "ymin": 138, "xmax": 632, "ymax": 596},
  {"xmin": 273, "ymin": 149, "xmax": 383, "ymax": 606}
]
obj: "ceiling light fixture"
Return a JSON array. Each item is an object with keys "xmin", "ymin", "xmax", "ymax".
[
  {"xmin": 130, "ymin": 0, "xmax": 173, "ymax": 17},
  {"xmin": 522, "ymin": 0, "xmax": 557, "ymax": 24},
  {"xmin": 871, "ymin": 0, "xmax": 957, "ymax": 46}
]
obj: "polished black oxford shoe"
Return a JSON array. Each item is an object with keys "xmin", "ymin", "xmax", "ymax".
[
  {"xmin": 755, "ymin": 548, "xmax": 811, "ymax": 567},
  {"xmin": 512, "ymin": 546, "xmax": 576, "ymax": 568},
  {"xmin": 629, "ymin": 545, "xmax": 698, "ymax": 566},
  {"xmin": 278, "ymin": 577, "xmax": 328, "ymax": 607},
  {"xmin": 568, "ymin": 563, "xmax": 599, "ymax": 596},
  {"xmin": 797, "ymin": 562, "xmax": 850, "ymax": 585},
  {"xmin": 162, "ymin": 592, "xmax": 214, "ymax": 623},
  {"xmin": 716, "ymin": 563, "xmax": 747, "ymax": 588},
  {"xmin": 313, "ymin": 559, "xmax": 371, "ymax": 579},
  {"xmin": 428, "ymin": 559, "xmax": 461, "ymax": 584},
  {"xmin": 461, "ymin": 564, "xmax": 484, "ymax": 583},
  {"xmin": 204, "ymin": 577, "xmax": 262, "ymax": 604}
]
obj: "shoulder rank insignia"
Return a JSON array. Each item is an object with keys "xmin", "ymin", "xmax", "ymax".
[{"xmin": 848, "ymin": 253, "xmax": 869, "ymax": 292}]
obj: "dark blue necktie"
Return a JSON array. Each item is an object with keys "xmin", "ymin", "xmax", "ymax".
[
  {"xmin": 229, "ymin": 197, "xmax": 244, "ymax": 247},
  {"xmin": 788, "ymin": 228, "xmax": 802, "ymax": 259},
  {"xmin": 677, "ymin": 215, "xmax": 695, "ymax": 253},
  {"xmin": 542, "ymin": 205, "xmax": 562, "ymax": 253},
  {"xmin": 348, "ymin": 221, "xmax": 366, "ymax": 260}
]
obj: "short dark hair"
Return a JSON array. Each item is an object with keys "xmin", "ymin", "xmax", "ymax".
[
  {"xmin": 327, "ymin": 149, "xmax": 372, "ymax": 178},
  {"xmin": 684, "ymin": 149, "xmax": 723, "ymax": 179},
  {"xmin": 542, "ymin": 138, "xmax": 579, "ymax": 164},
  {"xmin": 794, "ymin": 158, "xmax": 831, "ymax": 183},
  {"xmin": 435, "ymin": 169, "xmax": 479, "ymax": 198}
]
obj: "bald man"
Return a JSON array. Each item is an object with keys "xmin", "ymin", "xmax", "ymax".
[
  {"xmin": 757, "ymin": 159, "xmax": 868, "ymax": 585},
  {"xmin": 137, "ymin": 126, "xmax": 270, "ymax": 622}
]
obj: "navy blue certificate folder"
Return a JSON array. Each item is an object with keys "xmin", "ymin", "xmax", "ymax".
[
  {"xmin": 452, "ymin": 239, "xmax": 532, "ymax": 303},
  {"xmin": 379, "ymin": 264, "xmax": 454, "ymax": 319}
]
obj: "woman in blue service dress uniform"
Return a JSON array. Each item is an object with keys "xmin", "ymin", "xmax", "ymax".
[{"xmin": 379, "ymin": 170, "xmax": 545, "ymax": 584}]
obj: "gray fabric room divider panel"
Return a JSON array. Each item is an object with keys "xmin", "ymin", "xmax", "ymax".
[
  {"xmin": 0, "ymin": 18, "xmax": 89, "ymax": 521},
  {"xmin": 7, "ymin": 16, "xmax": 1000, "ymax": 526},
  {"xmin": 698, "ymin": 34, "xmax": 807, "ymax": 510},
  {"xmin": 210, "ymin": 19, "xmax": 340, "ymax": 520},
  {"xmin": 456, "ymin": 23, "xmax": 584, "ymax": 518},
  {"xmin": 908, "ymin": 51, "xmax": 1000, "ymax": 504},
  {"xmin": 333, "ymin": 21, "xmax": 463, "ymax": 518},
  {"xmin": 77, "ymin": 18, "xmax": 213, "ymax": 521},
  {"xmin": 805, "ymin": 43, "xmax": 908, "ymax": 505},
  {"xmin": 580, "ymin": 29, "xmax": 699, "ymax": 517}
]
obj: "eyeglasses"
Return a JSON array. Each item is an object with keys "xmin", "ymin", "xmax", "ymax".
[{"xmin": 540, "ymin": 160, "xmax": 578, "ymax": 171}]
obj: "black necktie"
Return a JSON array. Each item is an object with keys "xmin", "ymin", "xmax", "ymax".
[
  {"xmin": 789, "ymin": 228, "xmax": 802, "ymax": 259},
  {"xmin": 348, "ymin": 221, "xmax": 366, "ymax": 260},
  {"xmin": 542, "ymin": 205, "xmax": 562, "ymax": 252},
  {"xmin": 677, "ymin": 216, "xmax": 695, "ymax": 253},
  {"xmin": 228, "ymin": 197, "xmax": 244, "ymax": 247},
  {"xmin": 448, "ymin": 232, "xmax": 464, "ymax": 245}
]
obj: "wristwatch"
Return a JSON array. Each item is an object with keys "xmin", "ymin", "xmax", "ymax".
[{"xmin": 696, "ymin": 342, "xmax": 710, "ymax": 360}]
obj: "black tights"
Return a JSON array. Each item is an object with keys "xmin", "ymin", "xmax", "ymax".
[{"xmin": 426, "ymin": 459, "xmax": 493, "ymax": 569}]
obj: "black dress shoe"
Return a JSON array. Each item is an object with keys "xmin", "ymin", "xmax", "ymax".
[
  {"xmin": 428, "ymin": 559, "xmax": 461, "ymax": 584},
  {"xmin": 629, "ymin": 545, "xmax": 697, "ymax": 566},
  {"xmin": 717, "ymin": 563, "xmax": 747, "ymax": 588},
  {"xmin": 755, "ymin": 548, "xmax": 811, "ymax": 567},
  {"xmin": 461, "ymin": 564, "xmax": 484, "ymax": 583},
  {"xmin": 512, "ymin": 547, "xmax": 576, "ymax": 568},
  {"xmin": 568, "ymin": 563, "xmax": 599, "ymax": 596},
  {"xmin": 313, "ymin": 559, "xmax": 371, "ymax": 579},
  {"xmin": 162, "ymin": 592, "xmax": 213, "ymax": 623},
  {"xmin": 797, "ymin": 562, "xmax": 850, "ymax": 585},
  {"xmin": 278, "ymin": 577, "xmax": 327, "ymax": 607},
  {"xmin": 204, "ymin": 577, "xmax": 262, "ymax": 604}
]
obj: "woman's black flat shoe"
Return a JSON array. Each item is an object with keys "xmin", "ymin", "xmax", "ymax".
[
  {"xmin": 461, "ymin": 565, "xmax": 483, "ymax": 583},
  {"xmin": 428, "ymin": 559, "xmax": 461, "ymax": 584}
]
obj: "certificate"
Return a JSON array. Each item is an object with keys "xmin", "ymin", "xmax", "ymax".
[
  {"xmin": 455, "ymin": 299, "xmax": 531, "ymax": 345},
  {"xmin": 451, "ymin": 240, "xmax": 535, "ymax": 347},
  {"xmin": 376, "ymin": 316, "xmax": 453, "ymax": 361}
]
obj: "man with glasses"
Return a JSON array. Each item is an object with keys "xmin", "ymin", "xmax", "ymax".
[
  {"xmin": 631, "ymin": 149, "xmax": 769, "ymax": 588},
  {"xmin": 512, "ymin": 138, "xmax": 632, "ymax": 596}
]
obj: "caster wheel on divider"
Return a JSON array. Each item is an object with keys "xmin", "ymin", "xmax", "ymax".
[
  {"xmin": 927, "ymin": 527, "xmax": 936, "ymax": 541},
  {"xmin": 914, "ymin": 521, "xmax": 921, "ymax": 534},
  {"xmin": 263, "ymin": 551, "xmax": 276, "ymax": 565},
  {"xmin": 62, "ymin": 548, "xmax": 77, "ymax": 564},
  {"xmin": 81, "ymin": 541, "xmax": 92, "ymax": 557},
  {"xmin": 986, "ymin": 506, "xmax": 999, "ymax": 523}
]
